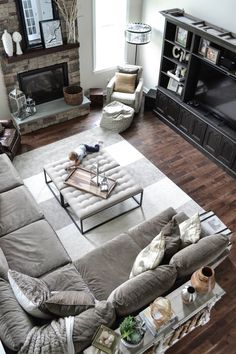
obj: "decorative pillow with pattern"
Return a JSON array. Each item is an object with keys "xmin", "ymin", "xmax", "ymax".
[
  {"xmin": 179, "ymin": 213, "xmax": 201, "ymax": 247},
  {"xmin": 8, "ymin": 270, "xmax": 51, "ymax": 319},
  {"xmin": 129, "ymin": 231, "xmax": 165, "ymax": 278},
  {"xmin": 45, "ymin": 290, "xmax": 95, "ymax": 317}
]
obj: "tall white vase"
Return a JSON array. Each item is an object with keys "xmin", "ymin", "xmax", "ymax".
[{"xmin": 1, "ymin": 29, "xmax": 13, "ymax": 57}]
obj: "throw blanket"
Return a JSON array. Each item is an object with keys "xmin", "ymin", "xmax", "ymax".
[{"xmin": 19, "ymin": 317, "xmax": 75, "ymax": 354}]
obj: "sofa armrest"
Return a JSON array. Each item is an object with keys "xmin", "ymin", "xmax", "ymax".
[
  {"xmin": 106, "ymin": 76, "xmax": 116, "ymax": 104},
  {"xmin": 0, "ymin": 120, "xmax": 14, "ymax": 128},
  {"xmin": 107, "ymin": 264, "xmax": 177, "ymax": 317}
]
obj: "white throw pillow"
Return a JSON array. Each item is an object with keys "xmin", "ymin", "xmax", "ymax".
[
  {"xmin": 129, "ymin": 231, "xmax": 165, "ymax": 278},
  {"xmin": 179, "ymin": 213, "xmax": 201, "ymax": 247},
  {"xmin": 8, "ymin": 270, "xmax": 51, "ymax": 319}
]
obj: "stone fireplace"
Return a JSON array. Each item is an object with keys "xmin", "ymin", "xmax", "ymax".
[{"xmin": 0, "ymin": 0, "xmax": 90, "ymax": 134}]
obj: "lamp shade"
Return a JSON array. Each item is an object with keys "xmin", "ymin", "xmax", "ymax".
[{"xmin": 125, "ymin": 23, "xmax": 152, "ymax": 45}]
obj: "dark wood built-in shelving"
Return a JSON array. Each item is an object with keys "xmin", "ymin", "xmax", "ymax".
[
  {"xmin": 154, "ymin": 8, "xmax": 236, "ymax": 178},
  {"xmin": 4, "ymin": 43, "xmax": 80, "ymax": 64}
]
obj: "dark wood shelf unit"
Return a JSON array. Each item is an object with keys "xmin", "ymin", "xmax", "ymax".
[
  {"xmin": 154, "ymin": 9, "xmax": 236, "ymax": 178},
  {"xmin": 4, "ymin": 43, "xmax": 80, "ymax": 63}
]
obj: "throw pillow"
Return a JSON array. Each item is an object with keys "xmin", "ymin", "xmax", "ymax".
[
  {"xmin": 45, "ymin": 291, "xmax": 95, "ymax": 317},
  {"xmin": 8, "ymin": 269, "xmax": 51, "ymax": 319},
  {"xmin": 161, "ymin": 217, "xmax": 181, "ymax": 264},
  {"xmin": 114, "ymin": 73, "xmax": 137, "ymax": 93},
  {"xmin": 117, "ymin": 66, "xmax": 139, "ymax": 76},
  {"xmin": 129, "ymin": 231, "xmax": 165, "ymax": 278},
  {"xmin": 0, "ymin": 247, "xmax": 9, "ymax": 281},
  {"xmin": 169, "ymin": 233, "xmax": 229, "ymax": 278},
  {"xmin": 179, "ymin": 213, "xmax": 201, "ymax": 247}
]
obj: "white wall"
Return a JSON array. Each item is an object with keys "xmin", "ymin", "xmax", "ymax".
[
  {"xmin": 141, "ymin": 0, "xmax": 236, "ymax": 91},
  {"xmin": 78, "ymin": 0, "xmax": 142, "ymax": 94},
  {"xmin": 0, "ymin": 65, "xmax": 11, "ymax": 119}
]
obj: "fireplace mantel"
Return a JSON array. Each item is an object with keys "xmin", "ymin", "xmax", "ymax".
[{"xmin": 4, "ymin": 43, "xmax": 80, "ymax": 64}]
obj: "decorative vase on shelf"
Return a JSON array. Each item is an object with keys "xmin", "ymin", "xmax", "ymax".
[
  {"xmin": 12, "ymin": 32, "xmax": 23, "ymax": 55},
  {"xmin": 181, "ymin": 285, "xmax": 197, "ymax": 304},
  {"xmin": 1, "ymin": 29, "xmax": 13, "ymax": 57},
  {"xmin": 191, "ymin": 266, "xmax": 215, "ymax": 294}
]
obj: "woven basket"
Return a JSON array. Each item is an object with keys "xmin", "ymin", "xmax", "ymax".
[{"xmin": 63, "ymin": 85, "xmax": 83, "ymax": 106}]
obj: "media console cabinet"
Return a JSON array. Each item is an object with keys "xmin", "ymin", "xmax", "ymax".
[{"xmin": 154, "ymin": 8, "xmax": 236, "ymax": 178}]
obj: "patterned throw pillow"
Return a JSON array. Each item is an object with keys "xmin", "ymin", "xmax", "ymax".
[
  {"xmin": 8, "ymin": 270, "xmax": 51, "ymax": 319},
  {"xmin": 129, "ymin": 231, "xmax": 165, "ymax": 278},
  {"xmin": 45, "ymin": 291, "xmax": 95, "ymax": 317},
  {"xmin": 179, "ymin": 213, "xmax": 201, "ymax": 247}
]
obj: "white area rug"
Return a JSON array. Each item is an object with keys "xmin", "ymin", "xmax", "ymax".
[{"xmin": 13, "ymin": 127, "xmax": 204, "ymax": 261}]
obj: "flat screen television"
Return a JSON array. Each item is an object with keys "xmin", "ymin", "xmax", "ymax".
[{"xmin": 194, "ymin": 62, "xmax": 236, "ymax": 130}]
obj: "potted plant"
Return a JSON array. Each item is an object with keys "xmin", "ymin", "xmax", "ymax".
[{"xmin": 119, "ymin": 315, "xmax": 146, "ymax": 348}]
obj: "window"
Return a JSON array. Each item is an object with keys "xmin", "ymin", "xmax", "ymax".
[{"xmin": 93, "ymin": 0, "xmax": 128, "ymax": 71}]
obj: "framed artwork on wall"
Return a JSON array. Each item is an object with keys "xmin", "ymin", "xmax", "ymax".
[{"xmin": 40, "ymin": 19, "xmax": 63, "ymax": 49}]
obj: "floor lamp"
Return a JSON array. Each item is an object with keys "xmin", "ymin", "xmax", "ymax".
[{"xmin": 125, "ymin": 23, "xmax": 152, "ymax": 65}]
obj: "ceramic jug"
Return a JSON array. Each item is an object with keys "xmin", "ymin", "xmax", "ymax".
[
  {"xmin": 1, "ymin": 29, "xmax": 13, "ymax": 57},
  {"xmin": 181, "ymin": 285, "xmax": 197, "ymax": 304}
]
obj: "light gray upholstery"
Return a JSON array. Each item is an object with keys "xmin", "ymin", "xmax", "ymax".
[
  {"xmin": 106, "ymin": 65, "xmax": 143, "ymax": 113},
  {"xmin": 100, "ymin": 101, "xmax": 135, "ymax": 133},
  {"xmin": 0, "ymin": 154, "xmax": 23, "ymax": 193}
]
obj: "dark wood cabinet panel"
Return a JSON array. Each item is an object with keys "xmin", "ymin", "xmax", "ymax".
[
  {"xmin": 166, "ymin": 99, "xmax": 180, "ymax": 125},
  {"xmin": 191, "ymin": 119, "xmax": 207, "ymax": 145},
  {"xmin": 178, "ymin": 109, "xmax": 193, "ymax": 133},
  {"xmin": 155, "ymin": 90, "xmax": 168, "ymax": 115},
  {"xmin": 203, "ymin": 127, "xmax": 222, "ymax": 156},
  {"xmin": 217, "ymin": 137, "xmax": 236, "ymax": 167}
]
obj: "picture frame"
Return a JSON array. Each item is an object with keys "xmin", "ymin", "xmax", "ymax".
[
  {"xmin": 205, "ymin": 46, "xmax": 220, "ymax": 64},
  {"xmin": 176, "ymin": 84, "xmax": 184, "ymax": 96},
  {"xmin": 167, "ymin": 78, "xmax": 178, "ymax": 92},
  {"xmin": 198, "ymin": 38, "xmax": 210, "ymax": 56},
  {"xmin": 40, "ymin": 19, "xmax": 63, "ymax": 49},
  {"xmin": 175, "ymin": 26, "xmax": 190, "ymax": 48}
]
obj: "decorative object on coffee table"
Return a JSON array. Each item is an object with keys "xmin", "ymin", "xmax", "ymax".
[
  {"xmin": 150, "ymin": 297, "xmax": 173, "ymax": 329},
  {"xmin": 120, "ymin": 316, "xmax": 146, "ymax": 349},
  {"xmin": 63, "ymin": 85, "xmax": 83, "ymax": 105},
  {"xmin": 191, "ymin": 266, "xmax": 215, "ymax": 294},
  {"xmin": 92, "ymin": 325, "xmax": 119, "ymax": 354},
  {"xmin": 181, "ymin": 285, "xmax": 197, "ymax": 304}
]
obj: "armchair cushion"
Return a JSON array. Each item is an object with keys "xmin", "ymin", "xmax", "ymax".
[{"xmin": 114, "ymin": 73, "xmax": 137, "ymax": 93}]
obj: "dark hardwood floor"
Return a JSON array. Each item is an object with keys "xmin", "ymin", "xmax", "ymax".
[{"xmin": 19, "ymin": 104, "xmax": 236, "ymax": 354}]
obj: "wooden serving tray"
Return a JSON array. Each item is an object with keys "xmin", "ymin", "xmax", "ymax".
[{"xmin": 64, "ymin": 166, "xmax": 116, "ymax": 199}]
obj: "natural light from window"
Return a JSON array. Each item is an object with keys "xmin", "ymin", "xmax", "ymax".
[{"xmin": 93, "ymin": 0, "xmax": 128, "ymax": 71}]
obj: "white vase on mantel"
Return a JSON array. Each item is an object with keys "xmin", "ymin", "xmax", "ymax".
[{"xmin": 1, "ymin": 29, "xmax": 13, "ymax": 57}]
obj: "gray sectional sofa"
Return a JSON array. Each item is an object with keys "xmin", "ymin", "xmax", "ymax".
[{"xmin": 0, "ymin": 153, "xmax": 230, "ymax": 353}]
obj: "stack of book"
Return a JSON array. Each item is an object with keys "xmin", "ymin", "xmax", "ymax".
[{"xmin": 139, "ymin": 306, "xmax": 178, "ymax": 337}]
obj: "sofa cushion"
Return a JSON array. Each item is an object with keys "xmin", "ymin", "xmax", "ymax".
[
  {"xmin": 130, "ymin": 231, "xmax": 165, "ymax": 278},
  {"xmin": 0, "ymin": 278, "xmax": 34, "ymax": 351},
  {"xmin": 73, "ymin": 301, "xmax": 116, "ymax": 353},
  {"xmin": 0, "ymin": 247, "xmax": 9, "ymax": 281},
  {"xmin": 0, "ymin": 154, "xmax": 23, "ymax": 193},
  {"xmin": 45, "ymin": 291, "xmax": 95, "ymax": 317},
  {"xmin": 128, "ymin": 207, "xmax": 177, "ymax": 250},
  {"xmin": 107, "ymin": 264, "xmax": 177, "ymax": 317},
  {"xmin": 0, "ymin": 185, "xmax": 43, "ymax": 237},
  {"xmin": 114, "ymin": 73, "xmax": 137, "ymax": 93},
  {"xmin": 8, "ymin": 270, "xmax": 51, "ymax": 319},
  {"xmin": 0, "ymin": 219, "xmax": 71, "ymax": 277},
  {"xmin": 74, "ymin": 233, "xmax": 141, "ymax": 300},
  {"xmin": 179, "ymin": 213, "xmax": 201, "ymax": 247},
  {"xmin": 170, "ymin": 234, "xmax": 229, "ymax": 278}
]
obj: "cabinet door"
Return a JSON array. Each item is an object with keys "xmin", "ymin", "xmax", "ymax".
[
  {"xmin": 178, "ymin": 109, "xmax": 194, "ymax": 134},
  {"xmin": 203, "ymin": 127, "xmax": 221, "ymax": 156},
  {"xmin": 166, "ymin": 99, "xmax": 179, "ymax": 125},
  {"xmin": 155, "ymin": 90, "xmax": 168, "ymax": 115},
  {"xmin": 191, "ymin": 119, "xmax": 207, "ymax": 145},
  {"xmin": 217, "ymin": 137, "xmax": 236, "ymax": 167}
]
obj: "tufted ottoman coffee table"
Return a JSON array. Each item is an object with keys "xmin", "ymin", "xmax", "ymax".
[{"xmin": 44, "ymin": 150, "xmax": 143, "ymax": 234}]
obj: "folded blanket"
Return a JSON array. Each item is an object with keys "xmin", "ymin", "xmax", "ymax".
[{"xmin": 19, "ymin": 316, "xmax": 74, "ymax": 354}]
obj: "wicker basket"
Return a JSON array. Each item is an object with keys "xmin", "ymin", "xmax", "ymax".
[{"xmin": 63, "ymin": 85, "xmax": 83, "ymax": 106}]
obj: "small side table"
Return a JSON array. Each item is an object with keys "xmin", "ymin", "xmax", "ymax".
[
  {"xmin": 144, "ymin": 89, "xmax": 156, "ymax": 111},
  {"xmin": 89, "ymin": 88, "xmax": 105, "ymax": 107}
]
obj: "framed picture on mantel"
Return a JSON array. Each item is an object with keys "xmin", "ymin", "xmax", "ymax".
[{"xmin": 40, "ymin": 19, "xmax": 63, "ymax": 49}]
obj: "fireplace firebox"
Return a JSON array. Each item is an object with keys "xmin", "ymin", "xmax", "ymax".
[{"xmin": 18, "ymin": 63, "xmax": 69, "ymax": 105}]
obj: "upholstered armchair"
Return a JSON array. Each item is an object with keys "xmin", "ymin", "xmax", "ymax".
[{"xmin": 106, "ymin": 65, "xmax": 143, "ymax": 113}]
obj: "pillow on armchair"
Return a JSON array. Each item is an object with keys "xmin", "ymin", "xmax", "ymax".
[{"xmin": 114, "ymin": 73, "xmax": 137, "ymax": 93}]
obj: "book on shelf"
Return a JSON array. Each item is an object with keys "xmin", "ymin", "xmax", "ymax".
[{"xmin": 139, "ymin": 306, "xmax": 178, "ymax": 337}]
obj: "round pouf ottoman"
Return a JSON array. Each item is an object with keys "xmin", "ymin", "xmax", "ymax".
[{"xmin": 100, "ymin": 101, "xmax": 135, "ymax": 133}]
